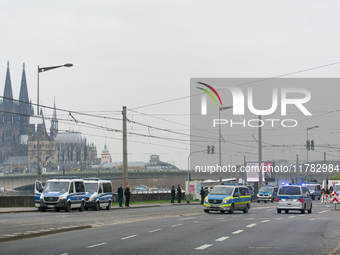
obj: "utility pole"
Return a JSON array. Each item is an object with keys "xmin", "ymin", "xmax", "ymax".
[
  {"xmin": 323, "ymin": 152, "xmax": 326, "ymax": 181},
  {"xmin": 258, "ymin": 115, "xmax": 262, "ymax": 188},
  {"xmin": 296, "ymin": 154, "xmax": 299, "ymax": 184},
  {"xmin": 122, "ymin": 106, "xmax": 128, "ymax": 190}
]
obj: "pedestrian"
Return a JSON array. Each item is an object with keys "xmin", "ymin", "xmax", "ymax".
[
  {"xmin": 325, "ymin": 186, "xmax": 330, "ymax": 195},
  {"xmin": 171, "ymin": 186, "xmax": 176, "ymax": 203},
  {"xmin": 177, "ymin": 184, "xmax": 181, "ymax": 203},
  {"xmin": 330, "ymin": 186, "xmax": 333, "ymax": 192},
  {"xmin": 200, "ymin": 186, "xmax": 205, "ymax": 205},
  {"xmin": 118, "ymin": 184, "xmax": 123, "ymax": 207},
  {"xmin": 124, "ymin": 185, "xmax": 131, "ymax": 207}
]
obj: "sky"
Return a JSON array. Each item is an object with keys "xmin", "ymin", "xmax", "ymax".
[{"xmin": 1, "ymin": 0, "xmax": 340, "ymax": 169}]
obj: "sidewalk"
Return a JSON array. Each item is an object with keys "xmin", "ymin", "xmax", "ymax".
[{"xmin": 0, "ymin": 202, "xmax": 201, "ymax": 213}]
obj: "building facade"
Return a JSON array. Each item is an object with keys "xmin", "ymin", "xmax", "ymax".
[{"xmin": 101, "ymin": 143, "xmax": 111, "ymax": 164}]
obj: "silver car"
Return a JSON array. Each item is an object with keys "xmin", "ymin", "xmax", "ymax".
[{"xmin": 277, "ymin": 185, "xmax": 312, "ymax": 214}]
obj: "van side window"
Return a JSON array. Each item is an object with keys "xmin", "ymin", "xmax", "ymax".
[
  {"xmin": 302, "ymin": 187, "xmax": 309, "ymax": 194},
  {"xmin": 103, "ymin": 183, "xmax": 112, "ymax": 193},
  {"xmin": 75, "ymin": 182, "xmax": 85, "ymax": 193},
  {"xmin": 316, "ymin": 185, "xmax": 320, "ymax": 191},
  {"xmin": 233, "ymin": 188, "xmax": 239, "ymax": 197},
  {"xmin": 98, "ymin": 184, "xmax": 103, "ymax": 193},
  {"xmin": 69, "ymin": 182, "xmax": 74, "ymax": 193},
  {"xmin": 274, "ymin": 188, "xmax": 278, "ymax": 193}
]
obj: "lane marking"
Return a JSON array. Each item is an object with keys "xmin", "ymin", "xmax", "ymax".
[
  {"xmin": 121, "ymin": 235, "xmax": 137, "ymax": 240},
  {"xmin": 215, "ymin": 236, "xmax": 229, "ymax": 242},
  {"xmin": 87, "ymin": 242, "xmax": 107, "ymax": 248},
  {"xmin": 261, "ymin": 220, "xmax": 270, "ymax": 223},
  {"xmin": 60, "ymin": 253, "xmax": 69, "ymax": 255},
  {"xmin": 171, "ymin": 224, "xmax": 183, "ymax": 227},
  {"xmin": 309, "ymin": 219, "xmax": 315, "ymax": 221},
  {"xmin": 276, "ymin": 218, "xmax": 283, "ymax": 220},
  {"xmin": 179, "ymin": 217, "xmax": 196, "ymax": 221},
  {"xmin": 318, "ymin": 210, "xmax": 328, "ymax": 214},
  {"xmin": 195, "ymin": 244, "xmax": 213, "ymax": 250},
  {"xmin": 246, "ymin": 224, "xmax": 257, "ymax": 228},
  {"xmin": 232, "ymin": 230, "xmax": 244, "ymax": 234},
  {"xmin": 288, "ymin": 216, "xmax": 295, "ymax": 218},
  {"xmin": 148, "ymin": 229, "xmax": 161, "ymax": 233},
  {"xmin": 244, "ymin": 218, "xmax": 254, "ymax": 220}
]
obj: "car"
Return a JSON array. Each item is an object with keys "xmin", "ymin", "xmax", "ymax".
[
  {"xmin": 84, "ymin": 178, "xmax": 113, "ymax": 210},
  {"xmin": 203, "ymin": 184, "xmax": 251, "ymax": 214},
  {"xmin": 257, "ymin": 185, "xmax": 278, "ymax": 203},
  {"xmin": 35, "ymin": 176, "xmax": 86, "ymax": 212},
  {"xmin": 276, "ymin": 185, "xmax": 312, "ymax": 214},
  {"xmin": 305, "ymin": 183, "xmax": 321, "ymax": 200},
  {"xmin": 247, "ymin": 185, "xmax": 254, "ymax": 201},
  {"xmin": 333, "ymin": 184, "xmax": 340, "ymax": 194}
]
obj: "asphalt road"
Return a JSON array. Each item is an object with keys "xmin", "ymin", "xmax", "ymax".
[{"xmin": 0, "ymin": 201, "xmax": 340, "ymax": 255}]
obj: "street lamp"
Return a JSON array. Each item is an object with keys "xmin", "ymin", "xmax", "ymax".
[
  {"xmin": 36, "ymin": 63, "xmax": 73, "ymax": 180},
  {"xmin": 219, "ymin": 106, "xmax": 233, "ymax": 182},
  {"xmin": 306, "ymin": 125, "xmax": 319, "ymax": 181}
]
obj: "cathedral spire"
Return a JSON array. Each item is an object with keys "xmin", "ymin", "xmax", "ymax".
[
  {"xmin": 19, "ymin": 62, "xmax": 29, "ymax": 104},
  {"xmin": 50, "ymin": 97, "xmax": 58, "ymax": 137},
  {"xmin": 3, "ymin": 61, "xmax": 13, "ymax": 109}
]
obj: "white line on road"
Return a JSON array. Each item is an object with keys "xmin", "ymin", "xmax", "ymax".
[
  {"xmin": 121, "ymin": 235, "xmax": 137, "ymax": 240},
  {"xmin": 60, "ymin": 253, "xmax": 69, "ymax": 255},
  {"xmin": 171, "ymin": 224, "xmax": 183, "ymax": 227},
  {"xmin": 179, "ymin": 217, "xmax": 196, "ymax": 221},
  {"xmin": 232, "ymin": 230, "xmax": 244, "ymax": 234},
  {"xmin": 215, "ymin": 236, "xmax": 229, "ymax": 242},
  {"xmin": 318, "ymin": 210, "xmax": 328, "ymax": 214},
  {"xmin": 309, "ymin": 219, "xmax": 315, "ymax": 221},
  {"xmin": 244, "ymin": 218, "xmax": 254, "ymax": 220},
  {"xmin": 288, "ymin": 216, "xmax": 295, "ymax": 218},
  {"xmin": 195, "ymin": 244, "xmax": 213, "ymax": 250},
  {"xmin": 148, "ymin": 229, "xmax": 161, "ymax": 233},
  {"xmin": 276, "ymin": 218, "xmax": 283, "ymax": 220},
  {"xmin": 87, "ymin": 243, "xmax": 107, "ymax": 248},
  {"xmin": 246, "ymin": 224, "xmax": 257, "ymax": 228},
  {"xmin": 261, "ymin": 220, "xmax": 270, "ymax": 223}
]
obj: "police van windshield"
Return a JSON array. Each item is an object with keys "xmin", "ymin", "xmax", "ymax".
[
  {"xmin": 85, "ymin": 183, "xmax": 98, "ymax": 193},
  {"xmin": 44, "ymin": 182, "xmax": 69, "ymax": 193},
  {"xmin": 279, "ymin": 186, "xmax": 301, "ymax": 195},
  {"xmin": 210, "ymin": 186, "xmax": 234, "ymax": 195},
  {"xmin": 334, "ymin": 185, "xmax": 340, "ymax": 192},
  {"xmin": 306, "ymin": 185, "xmax": 315, "ymax": 192},
  {"xmin": 259, "ymin": 187, "xmax": 273, "ymax": 192}
]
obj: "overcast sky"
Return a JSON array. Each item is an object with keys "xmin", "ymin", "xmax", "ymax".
[{"xmin": 1, "ymin": 1, "xmax": 340, "ymax": 169}]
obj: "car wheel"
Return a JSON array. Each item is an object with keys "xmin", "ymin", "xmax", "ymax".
[
  {"xmin": 243, "ymin": 204, "xmax": 249, "ymax": 213},
  {"xmin": 308, "ymin": 204, "xmax": 312, "ymax": 214},
  {"xmin": 204, "ymin": 210, "xmax": 209, "ymax": 213},
  {"xmin": 65, "ymin": 202, "xmax": 71, "ymax": 212},
  {"xmin": 220, "ymin": 210, "xmax": 225, "ymax": 214},
  {"xmin": 55, "ymin": 208, "xmax": 60, "ymax": 212},
  {"xmin": 40, "ymin": 207, "xmax": 46, "ymax": 212},
  {"xmin": 257, "ymin": 200, "xmax": 260, "ymax": 203},
  {"xmin": 79, "ymin": 202, "xmax": 84, "ymax": 212},
  {"xmin": 285, "ymin": 210, "xmax": 289, "ymax": 213},
  {"xmin": 264, "ymin": 201, "xmax": 267, "ymax": 203},
  {"xmin": 301, "ymin": 205, "xmax": 306, "ymax": 214},
  {"xmin": 318, "ymin": 196, "xmax": 320, "ymax": 200},
  {"xmin": 229, "ymin": 204, "xmax": 234, "ymax": 214},
  {"xmin": 271, "ymin": 198, "xmax": 274, "ymax": 203},
  {"xmin": 277, "ymin": 209, "xmax": 281, "ymax": 214},
  {"xmin": 106, "ymin": 201, "xmax": 111, "ymax": 210},
  {"xmin": 312, "ymin": 195, "xmax": 315, "ymax": 200},
  {"xmin": 85, "ymin": 207, "xmax": 88, "ymax": 211}
]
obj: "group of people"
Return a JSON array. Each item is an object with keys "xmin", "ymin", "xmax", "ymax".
[
  {"xmin": 171, "ymin": 184, "xmax": 182, "ymax": 203},
  {"xmin": 117, "ymin": 184, "xmax": 130, "ymax": 207},
  {"xmin": 322, "ymin": 186, "xmax": 333, "ymax": 195}
]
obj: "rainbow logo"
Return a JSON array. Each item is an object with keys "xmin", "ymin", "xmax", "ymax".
[{"xmin": 196, "ymin": 82, "xmax": 222, "ymax": 115}]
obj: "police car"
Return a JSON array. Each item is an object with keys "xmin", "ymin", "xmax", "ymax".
[
  {"xmin": 34, "ymin": 176, "xmax": 86, "ymax": 212},
  {"xmin": 203, "ymin": 184, "xmax": 251, "ymax": 214},
  {"xmin": 305, "ymin": 183, "xmax": 321, "ymax": 200},
  {"xmin": 84, "ymin": 178, "xmax": 113, "ymax": 210},
  {"xmin": 257, "ymin": 185, "xmax": 278, "ymax": 203}
]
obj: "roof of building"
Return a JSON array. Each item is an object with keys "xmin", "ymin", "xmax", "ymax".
[
  {"xmin": 4, "ymin": 156, "xmax": 28, "ymax": 166},
  {"xmin": 56, "ymin": 132, "xmax": 83, "ymax": 144}
]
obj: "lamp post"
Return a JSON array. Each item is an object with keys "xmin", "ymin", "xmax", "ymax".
[
  {"xmin": 36, "ymin": 63, "xmax": 73, "ymax": 180},
  {"xmin": 219, "ymin": 106, "xmax": 233, "ymax": 182},
  {"xmin": 306, "ymin": 125, "xmax": 319, "ymax": 181},
  {"xmin": 187, "ymin": 150, "xmax": 206, "ymax": 203}
]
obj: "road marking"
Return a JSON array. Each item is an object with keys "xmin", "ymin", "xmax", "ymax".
[
  {"xmin": 87, "ymin": 243, "xmax": 107, "ymax": 248},
  {"xmin": 121, "ymin": 235, "xmax": 137, "ymax": 240},
  {"xmin": 171, "ymin": 224, "xmax": 183, "ymax": 227},
  {"xmin": 261, "ymin": 220, "xmax": 270, "ymax": 223},
  {"xmin": 326, "ymin": 205, "xmax": 331, "ymax": 207},
  {"xmin": 299, "ymin": 215, "xmax": 304, "ymax": 217},
  {"xmin": 318, "ymin": 210, "xmax": 328, "ymax": 214},
  {"xmin": 276, "ymin": 218, "xmax": 283, "ymax": 220},
  {"xmin": 195, "ymin": 244, "xmax": 213, "ymax": 250},
  {"xmin": 232, "ymin": 230, "xmax": 244, "ymax": 234},
  {"xmin": 246, "ymin": 224, "xmax": 257, "ymax": 228},
  {"xmin": 148, "ymin": 229, "xmax": 161, "ymax": 233},
  {"xmin": 215, "ymin": 236, "xmax": 229, "ymax": 242},
  {"xmin": 288, "ymin": 216, "xmax": 295, "ymax": 218},
  {"xmin": 60, "ymin": 253, "xmax": 69, "ymax": 255},
  {"xmin": 244, "ymin": 218, "xmax": 254, "ymax": 220},
  {"xmin": 232, "ymin": 216, "xmax": 240, "ymax": 217},
  {"xmin": 309, "ymin": 219, "xmax": 315, "ymax": 221},
  {"xmin": 179, "ymin": 217, "xmax": 196, "ymax": 221}
]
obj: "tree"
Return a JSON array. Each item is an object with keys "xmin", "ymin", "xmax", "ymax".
[{"xmin": 330, "ymin": 172, "xmax": 340, "ymax": 180}]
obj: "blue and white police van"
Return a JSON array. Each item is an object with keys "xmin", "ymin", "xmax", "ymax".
[
  {"xmin": 34, "ymin": 176, "xmax": 86, "ymax": 212},
  {"xmin": 305, "ymin": 183, "xmax": 321, "ymax": 200},
  {"xmin": 84, "ymin": 178, "xmax": 113, "ymax": 210},
  {"xmin": 257, "ymin": 185, "xmax": 278, "ymax": 203}
]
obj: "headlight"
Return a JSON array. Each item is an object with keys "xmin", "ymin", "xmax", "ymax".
[
  {"xmin": 60, "ymin": 195, "xmax": 67, "ymax": 200},
  {"xmin": 89, "ymin": 196, "xmax": 96, "ymax": 202},
  {"xmin": 40, "ymin": 195, "xmax": 44, "ymax": 200},
  {"xmin": 257, "ymin": 194, "xmax": 260, "ymax": 197},
  {"xmin": 222, "ymin": 199, "xmax": 231, "ymax": 204},
  {"xmin": 268, "ymin": 194, "xmax": 272, "ymax": 197},
  {"xmin": 204, "ymin": 197, "xmax": 208, "ymax": 203}
]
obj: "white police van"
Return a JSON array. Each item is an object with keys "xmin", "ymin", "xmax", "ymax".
[
  {"xmin": 84, "ymin": 178, "xmax": 113, "ymax": 210},
  {"xmin": 34, "ymin": 176, "xmax": 86, "ymax": 212}
]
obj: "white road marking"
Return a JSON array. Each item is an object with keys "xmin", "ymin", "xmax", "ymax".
[
  {"xmin": 299, "ymin": 215, "xmax": 304, "ymax": 217},
  {"xmin": 318, "ymin": 210, "xmax": 328, "ymax": 214},
  {"xmin": 244, "ymin": 218, "xmax": 254, "ymax": 220},
  {"xmin": 215, "ymin": 236, "xmax": 229, "ymax": 242},
  {"xmin": 87, "ymin": 242, "xmax": 107, "ymax": 248},
  {"xmin": 179, "ymin": 217, "xmax": 196, "ymax": 221},
  {"xmin": 288, "ymin": 216, "xmax": 295, "ymax": 218},
  {"xmin": 246, "ymin": 224, "xmax": 257, "ymax": 228},
  {"xmin": 60, "ymin": 253, "xmax": 69, "ymax": 255},
  {"xmin": 261, "ymin": 220, "xmax": 270, "ymax": 223},
  {"xmin": 276, "ymin": 218, "xmax": 283, "ymax": 220},
  {"xmin": 148, "ymin": 229, "xmax": 161, "ymax": 233},
  {"xmin": 309, "ymin": 219, "xmax": 315, "ymax": 221},
  {"xmin": 232, "ymin": 230, "xmax": 244, "ymax": 234},
  {"xmin": 171, "ymin": 224, "xmax": 183, "ymax": 227},
  {"xmin": 121, "ymin": 235, "xmax": 137, "ymax": 240},
  {"xmin": 195, "ymin": 244, "xmax": 213, "ymax": 250}
]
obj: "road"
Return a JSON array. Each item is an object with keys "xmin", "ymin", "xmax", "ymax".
[{"xmin": 0, "ymin": 202, "xmax": 340, "ymax": 255}]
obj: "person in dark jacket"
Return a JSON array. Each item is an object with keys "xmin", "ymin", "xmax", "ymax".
[
  {"xmin": 171, "ymin": 186, "xmax": 176, "ymax": 203},
  {"xmin": 177, "ymin": 184, "xmax": 182, "ymax": 203},
  {"xmin": 118, "ymin": 184, "xmax": 124, "ymax": 207},
  {"xmin": 200, "ymin": 186, "xmax": 205, "ymax": 205},
  {"xmin": 124, "ymin": 185, "xmax": 131, "ymax": 207}
]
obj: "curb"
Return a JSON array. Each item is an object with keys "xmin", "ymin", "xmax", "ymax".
[
  {"xmin": 0, "ymin": 225, "xmax": 92, "ymax": 243},
  {"xmin": 0, "ymin": 210, "xmax": 38, "ymax": 214}
]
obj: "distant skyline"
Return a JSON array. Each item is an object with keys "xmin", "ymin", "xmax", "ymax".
[{"xmin": 2, "ymin": 1, "xmax": 340, "ymax": 169}]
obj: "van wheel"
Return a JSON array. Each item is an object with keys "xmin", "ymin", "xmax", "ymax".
[
  {"xmin": 85, "ymin": 207, "xmax": 88, "ymax": 211},
  {"xmin": 285, "ymin": 210, "xmax": 289, "ymax": 213},
  {"xmin": 277, "ymin": 209, "xmax": 281, "ymax": 214},
  {"xmin": 55, "ymin": 208, "xmax": 60, "ymax": 212},
  {"xmin": 220, "ymin": 210, "xmax": 225, "ymax": 214},
  {"xmin": 106, "ymin": 201, "xmax": 111, "ymax": 210},
  {"xmin": 204, "ymin": 210, "xmax": 209, "ymax": 213},
  {"xmin": 94, "ymin": 202, "xmax": 100, "ymax": 211},
  {"xmin": 79, "ymin": 202, "xmax": 84, "ymax": 212},
  {"xmin": 271, "ymin": 198, "xmax": 274, "ymax": 203},
  {"xmin": 257, "ymin": 200, "xmax": 260, "ymax": 203},
  {"xmin": 65, "ymin": 202, "xmax": 71, "ymax": 212},
  {"xmin": 40, "ymin": 207, "xmax": 46, "ymax": 212},
  {"xmin": 308, "ymin": 204, "xmax": 312, "ymax": 214},
  {"xmin": 243, "ymin": 204, "xmax": 249, "ymax": 213},
  {"xmin": 264, "ymin": 201, "xmax": 267, "ymax": 203},
  {"xmin": 229, "ymin": 204, "xmax": 234, "ymax": 214},
  {"xmin": 301, "ymin": 205, "xmax": 305, "ymax": 214}
]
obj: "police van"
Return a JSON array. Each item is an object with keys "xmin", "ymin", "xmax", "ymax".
[
  {"xmin": 257, "ymin": 185, "xmax": 278, "ymax": 203},
  {"xmin": 34, "ymin": 176, "xmax": 86, "ymax": 212},
  {"xmin": 305, "ymin": 183, "xmax": 321, "ymax": 200},
  {"xmin": 203, "ymin": 184, "xmax": 251, "ymax": 214},
  {"xmin": 84, "ymin": 178, "xmax": 113, "ymax": 210}
]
